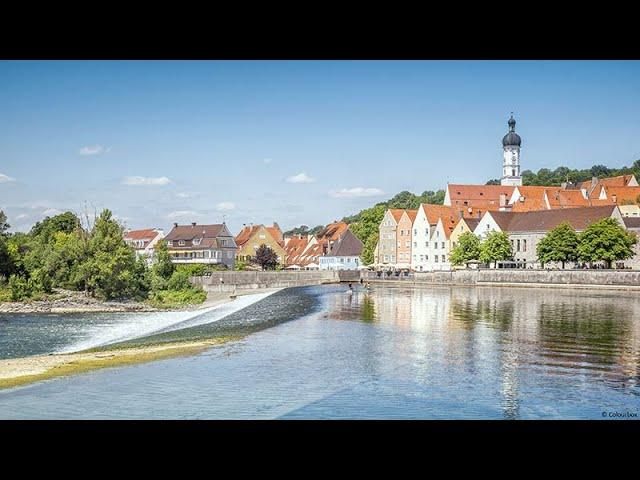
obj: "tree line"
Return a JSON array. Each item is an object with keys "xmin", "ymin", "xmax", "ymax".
[
  {"xmin": 449, "ymin": 218, "xmax": 637, "ymax": 269},
  {"xmin": 486, "ymin": 160, "xmax": 640, "ymax": 186},
  {"xmin": 0, "ymin": 209, "xmax": 206, "ymax": 307}
]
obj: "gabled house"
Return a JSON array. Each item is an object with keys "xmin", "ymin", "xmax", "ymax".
[
  {"xmin": 319, "ymin": 228, "xmax": 364, "ymax": 270},
  {"xmin": 235, "ymin": 222, "xmax": 286, "ymax": 266},
  {"xmin": 164, "ymin": 222, "xmax": 237, "ymax": 268},
  {"xmin": 410, "ymin": 204, "xmax": 458, "ymax": 271},
  {"xmin": 396, "ymin": 209, "xmax": 417, "ymax": 269},
  {"xmin": 375, "ymin": 209, "xmax": 404, "ymax": 268},
  {"xmin": 123, "ymin": 228, "xmax": 164, "ymax": 264}
]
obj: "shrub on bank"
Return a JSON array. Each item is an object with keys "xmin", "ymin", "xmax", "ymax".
[{"xmin": 147, "ymin": 288, "xmax": 207, "ymax": 309}]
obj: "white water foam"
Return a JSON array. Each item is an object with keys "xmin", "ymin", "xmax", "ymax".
[{"xmin": 57, "ymin": 290, "xmax": 279, "ymax": 354}]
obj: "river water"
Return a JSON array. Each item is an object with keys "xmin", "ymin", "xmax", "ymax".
[{"xmin": 0, "ymin": 284, "xmax": 639, "ymax": 419}]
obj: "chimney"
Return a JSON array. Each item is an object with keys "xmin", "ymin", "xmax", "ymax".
[
  {"xmin": 612, "ymin": 194, "xmax": 617, "ymax": 204},
  {"xmin": 191, "ymin": 222, "xmax": 196, "ymax": 226},
  {"xmin": 173, "ymin": 222, "xmax": 178, "ymax": 228},
  {"xmin": 561, "ymin": 181, "xmax": 567, "ymax": 189}
]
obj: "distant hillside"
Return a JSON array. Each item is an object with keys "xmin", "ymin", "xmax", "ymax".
[
  {"xmin": 283, "ymin": 224, "xmax": 325, "ymax": 237},
  {"xmin": 486, "ymin": 161, "xmax": 640, "ymax": 186}
]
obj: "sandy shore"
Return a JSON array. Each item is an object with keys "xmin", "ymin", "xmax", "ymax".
[{"xmin": 0, "ymin": 336, "xmax": 241, "ymax": 390}]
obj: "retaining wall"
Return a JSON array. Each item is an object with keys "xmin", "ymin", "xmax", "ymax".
[
  {"xmin": 190, "ymin": 270, "xmax": 358, "ymax": 293},
  {"xmin": 362, "ymin": 269, "xmax": 640, "ymax": 289}
]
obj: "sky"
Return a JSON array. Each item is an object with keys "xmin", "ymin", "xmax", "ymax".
[{"xmin": 1, "ymin": 60, "xmax": 640, "ymax": 234}]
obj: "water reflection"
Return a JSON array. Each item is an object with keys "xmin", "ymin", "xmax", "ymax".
[
  {"xmin": 1, "ymin": 284, "xmax": 638, "ymax": 419},
  {"xmin": 324, "ymin": 284, "xmax": 640, "ymax": 418}
]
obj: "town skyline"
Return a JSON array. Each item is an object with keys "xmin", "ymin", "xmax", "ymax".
[{"xmin": 2, "ymin": 61, "xmax": 640, "ymax": 234}]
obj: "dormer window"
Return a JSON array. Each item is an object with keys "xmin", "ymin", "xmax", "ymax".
[
  {"xmin": 193, "ymin": 238, "xmax": 201, "ymax": 246},
  {"xmin": 178, "ymin": 240, "xmax": 185, "ymax": 246},
  {"xmin": 167, "ymin": 240, "xmax": 173, "ymax": 246}
]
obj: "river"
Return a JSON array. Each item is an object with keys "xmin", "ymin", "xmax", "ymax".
[{"xmin": 0, "ymin": 284, "xmax": 639, "ymax": 419}]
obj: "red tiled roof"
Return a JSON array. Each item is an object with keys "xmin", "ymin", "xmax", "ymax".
[
  {"xmin": 603, "ymin": 186, "xmax": 640, "ymax": 205},
  {"xmin": 388, "ymin": 209, "xmax": 405, "ymax": 223},
  {"xmin": 124, "ymin": 228, "xmax": 161, "ymax": 241},
  {"xmin": 406, "ymin": 209, "xmax": 418, "ymax": 222},
  {"xmin": 447, "ymin": 184, "xmax": 516, "ymax": 209}
]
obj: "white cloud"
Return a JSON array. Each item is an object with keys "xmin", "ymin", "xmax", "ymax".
[
  {"xmin": 328, "ymin": 187, "xmax": 385, "ymax": 198},
  {"xmin": 79, "ymin": 145, "xmax": 110, "ymax": 156},
  {"xmin": 42, "ymin": 208, "xmax": 61, "ymax": 216},
  {"xmin": 216, "ymin": 202, "xmax": 235, "ymax": 212},
  {"xmin": 176, "ymin": 192, "xmax": 194, "ymax": 198},
  {"xmin": 0, "ymin": 173, "xmax": 15, "ymax": 183},
  {"xmin": 286, "ymin": 172, "xmax": 315, "ymax": 184},
  {"xmin": 122, "ymin": 176, "xmax": 171, "ymax": 186},
  {"xmin": 16, "ymin": 214, "xmax": 28, "ymax": 220},
  {"xmin": 167, "ymin": 210, "xmax": 201, "ymax": 219},
  {"xmin": 263, "ymin": 158, "xmax": 272, "ymax": 165}
]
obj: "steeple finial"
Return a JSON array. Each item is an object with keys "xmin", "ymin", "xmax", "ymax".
[{"xmin": 508, "ymin": 113, "xmax": 516, "ymax": 132}]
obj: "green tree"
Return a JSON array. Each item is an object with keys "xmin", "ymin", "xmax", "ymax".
[
  {"xmin": 450, "ymin": 232, "xmax": 481, "ymax": 266},
  {"xmin": 78, "ymin": 209, "xmax": 147, "ymax": 299},
  {"xmin": 0, "ymin": 210, "xmax": 9, "ymax": 236},
  {"xmin": 577, "ymin": 218, "xmax": 637, "ymax": 268},
  {"xmin": 152, "ymin": 240, "xmax": 175, "ymax": 280},
  {"xmin": 479, "ymin": 231, "xmax": 513, "ymax": 268},
  {"xmin": 255, "ymin": 244, "xmax": 278, "ymax": 270},
  {"xmin": 536, "ymin": 222, "xmax": 579, "ymax": 269},
  {"xmin": 361, "ymin": 232, "xmax": 378, "ymax": 265}
]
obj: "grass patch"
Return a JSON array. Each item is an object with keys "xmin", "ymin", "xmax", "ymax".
[{"xmin": 147, "ymin": 288, "xmax": 207, "ymax": 309}]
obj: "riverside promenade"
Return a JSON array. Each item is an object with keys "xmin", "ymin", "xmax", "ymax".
[
  {"xmin": 362, "ymin": 269, "xmax": 640, "ymax": 290},
  {"xmin": 189, "ymin": 269, "xmax": 640, "ymax": 293}
]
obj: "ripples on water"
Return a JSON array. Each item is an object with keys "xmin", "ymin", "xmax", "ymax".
[{"xmin": 0, "ymin": 284, "xmax": 638, "ymax": 419}]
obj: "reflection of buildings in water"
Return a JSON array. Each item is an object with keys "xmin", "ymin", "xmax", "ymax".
[{"xmin": 535, "ymin": 292, "xmax": 640, "ymax": 385}]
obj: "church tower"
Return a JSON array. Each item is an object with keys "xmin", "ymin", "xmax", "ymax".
[{"xmin": 501, "ymin": 114, "xmax": 522, "ymax": 186}]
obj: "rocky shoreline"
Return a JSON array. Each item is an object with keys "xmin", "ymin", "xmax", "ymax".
[{"xmin": 1, "ymin": 289, "xmax": 160, "ymax": 314}]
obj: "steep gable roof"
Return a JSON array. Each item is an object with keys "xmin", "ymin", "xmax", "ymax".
[{"xmin": 327, "ymin": 229, "xmax": 364, "ymax": 257}]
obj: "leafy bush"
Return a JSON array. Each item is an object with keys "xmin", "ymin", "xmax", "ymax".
[
  {"xmin": 9, "ymin": 274, "xmax": 36, "ymax": 301},
  {"xmin": 148, "ymin": 288, "xmax": 207, "ymax": 309}
]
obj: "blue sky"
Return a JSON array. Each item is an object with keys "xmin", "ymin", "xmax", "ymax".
[{"xmin": 1, "ymin": 60, "xmax": 640, "ymax": 234}]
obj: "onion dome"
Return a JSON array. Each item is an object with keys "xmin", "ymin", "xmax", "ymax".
[{"xmin": 502, "ymin": 114, "xmax": 521, "ymax": 147}]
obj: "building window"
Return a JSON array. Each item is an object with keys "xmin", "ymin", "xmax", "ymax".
[
  {"xmin": 517, "ymin": 239, "xmax": 521, "ymax": 252},
  {"xmin": 441, "ymin": 242, "xmax": 445, "ymax": 249},
  {"xmin": 178, "ymin": 240, "xmax": 185, "ymax": 246},
  {"xmin": 435, "ymin": 256, "xmax": 439, "ymax": 262},
  {"xmin": 167, "ymin": 241, "xmax": 173, "ymax": 246},
  {"xmin": 442, "ymin": 255, "xmax": 446, "ymax": 262},
  {"xmin": 413, "ymin": 242, "xmax": 417, "ymax": 247},
  {"xmin": 425, "ymin": 242, "xmax": 429, "ymax": 247},
  {"xmin": 414, "ymin": 229, "xmax": 417, "ymax": 235},
  {"xmin": 523, "ymin": 239, "xmax": 527, "ymax": 252}
]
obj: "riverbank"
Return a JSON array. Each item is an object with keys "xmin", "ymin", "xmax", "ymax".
[
  {"xmin": 0, "ymin": 335, "xmax": 241, "ymax": 390},
  {"xmin": 0, "ymin": 287, "xmax": 269, "ymax": 314}
]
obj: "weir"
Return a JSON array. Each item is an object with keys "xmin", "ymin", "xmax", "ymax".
[{"xmin": 57, "ymin": 290, "xmax": 279, "ymax": 353}]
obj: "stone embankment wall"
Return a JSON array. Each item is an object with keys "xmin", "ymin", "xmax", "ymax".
[
  {"xmin": 362, "ymin": 270, "xmax": 640, "ymax": 289},
  {"xmin": 190, "ymin": 270, "xmax": 359, "ymax": 293}
]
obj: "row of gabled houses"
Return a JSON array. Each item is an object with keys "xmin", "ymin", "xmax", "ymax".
[
  {"xmin": 123, "ymin": 219, "xmax": 364, "ymax": 271},
  {"xmin": 374, "ymin": 115, "xmax": 640, "ymax": 271},
  {"xmin": 374, "ymin": 174, "xmax": 640, "ymax": 271}
]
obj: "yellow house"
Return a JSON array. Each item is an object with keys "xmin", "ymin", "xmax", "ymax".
[{"xmin": 235, "ymin": 223, "xmax": 286, "ymax": 266}]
